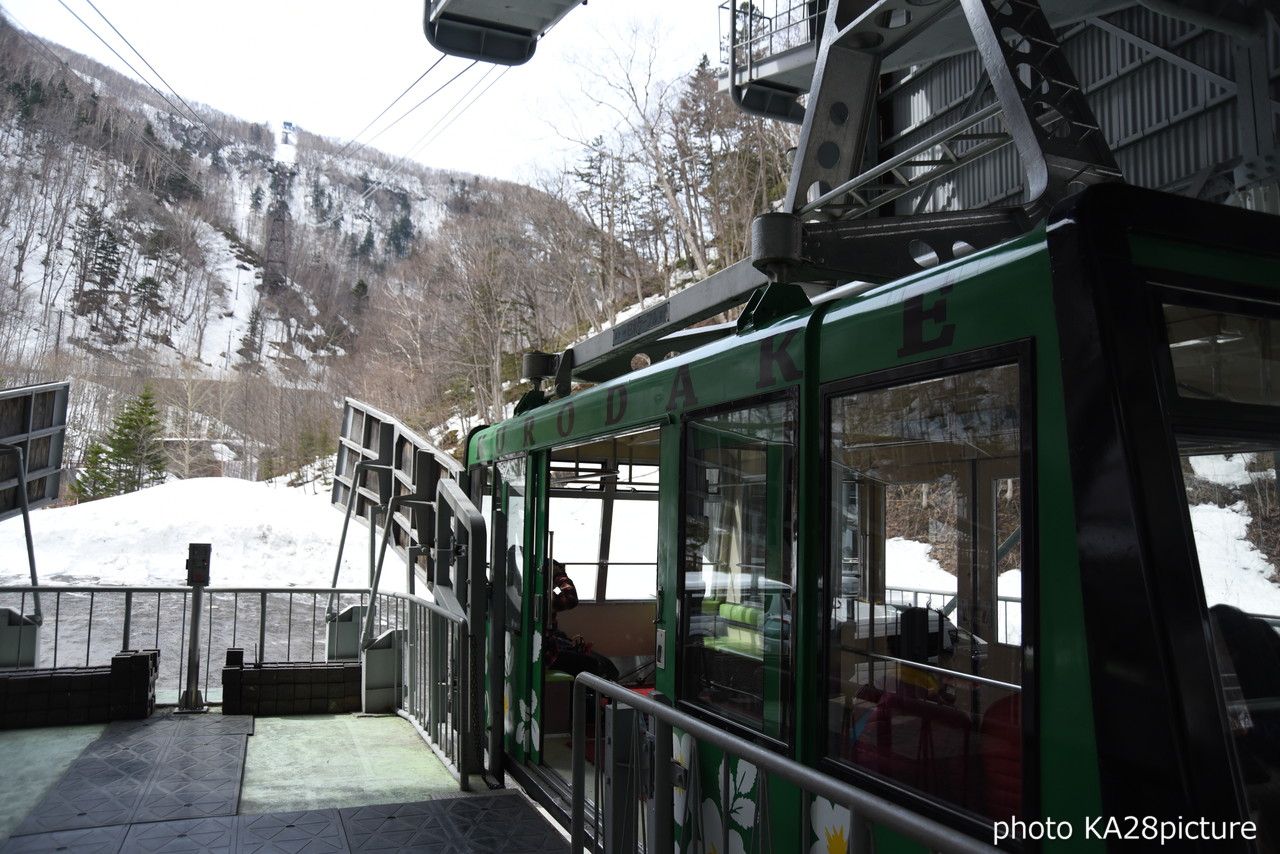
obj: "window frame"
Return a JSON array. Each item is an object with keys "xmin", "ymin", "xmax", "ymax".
[
  {"xmin": 816, "ymin": 342, "xmax": 1038, "ymax": 828},
  {"xmin": 676, "ymin": 388, "xmax": 800, "ymax": 750},
  {"xmin": 544, "ymin": 428, "xmax": 663, "ymax": 603},
  {"xmin": 1153, "ymin": 277, "xmax": 1280, "ymax": 835},
  {"xmin": 1152, "ymin": 275, "xmax": 1280, "ymax": 441}
]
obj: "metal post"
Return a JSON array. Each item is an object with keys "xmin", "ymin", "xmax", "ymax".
[
  {"xmin": 258, "ymin": 591, "xmax": 268, "ymax": 664},
  {"xmin": 178, "ymin": 543, "xmax": 210, "ymax": 713},
  {"xmin": 0, "ymin": 444, "xmax": 42, "ymax": 624},
  {"xmin": 122, "ymin": 590, "xmax": 133, "ymax": 651}
]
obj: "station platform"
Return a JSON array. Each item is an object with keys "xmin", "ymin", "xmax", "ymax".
[{"xmin": 0, "ymin": 710, "xmax": 567, "ymax": 853}]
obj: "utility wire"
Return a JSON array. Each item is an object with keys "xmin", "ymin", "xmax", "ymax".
[
  {"xmin": 333, "ymin": 55, "xmax": 447, "ymax": 161},
  {"xmin": 53, "ymin": 0, "xmax": 217, "ymax": 146},
  {"xmin": 405, "ymin": 64, "xmax": 510, "ymax": 164},
  {"xmin": 315, "ymin": 59, "xmax": 485, "ymax": 228},
  {"xmin": 3, "ymin": 9, "xmax": 207, "ymax": 194},
  {"xmin": 365, "ymin": 59, "xmax": 479, "ymax": 148},
  {"xmin": 79, "ymin": 0, "xmax": 228, "ymax": 150},
  {"xmin": 379, "ymin": 64, "xmax": 499, "ymax": 187},
  {"xmin": 335, "ymin": 63, "xmax": 509, "ymax": 227}
]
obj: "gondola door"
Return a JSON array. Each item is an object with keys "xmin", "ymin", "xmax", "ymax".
[{"xmin": 495, "ymin": 452, "xmax": 549, "ymax": 767}]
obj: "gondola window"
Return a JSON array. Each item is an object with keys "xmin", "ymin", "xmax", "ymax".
[
  {"xmin": 824, "ymin": 363, "xmax": 1024, "ymax": 820},
  {"xmin": 680, "ymin": 396, "xmax": 796, "ymax": 741}
]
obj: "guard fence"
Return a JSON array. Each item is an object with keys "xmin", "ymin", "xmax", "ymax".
[{"xmin": 0, "ymin": 584, "xmax": 480, "ymax": 786}]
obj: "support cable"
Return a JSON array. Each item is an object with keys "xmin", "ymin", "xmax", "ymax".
[
  {"xmin": 4, "ymin": 11, "xmax": 208, "ymax": 193},
  {"xmin": 54, "ymin": 0, "xmax": 228, "ymax": 150},
  {"xmin": 332, "ymin": 56, "xmax": 448, "ymax": 161},
  {"xmin": 79, "ymin": 0, "xmax": 229, "ymax": 150}
]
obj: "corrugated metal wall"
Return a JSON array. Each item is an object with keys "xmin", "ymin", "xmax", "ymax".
[{"xmin": 879, "ymin": 6, "xmax": 1278, "ymax": 214}]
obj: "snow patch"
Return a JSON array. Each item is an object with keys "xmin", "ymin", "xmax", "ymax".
[{"xmin": 0, "ymin": 478, "xmax": 373, "ymax": 590}]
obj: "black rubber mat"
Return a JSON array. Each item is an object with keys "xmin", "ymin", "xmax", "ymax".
[
  {"xmin": 0, "ymin": 823, "xmax": 129, "ymax": 853},
  {"xmin": 3, "ymin": 794, "xmax": 566, "ymax": 854},
  {"xmin": 12, "ymin": 713, "xmax": 252, "ymax": 836},
  {"xmin": 4, "ymin": 711, "xmax": 565, "ymax": 854},
  {"xmin": 120, "ymin": 815, "xmax": 240, "ymax": 853},
  {"xmin": 238, "ymin": 810, "xmax": 351, "ymax": 854},
  {"xmin": 338, "ymin": 793, "xmax": 568, "ymax": 853}
]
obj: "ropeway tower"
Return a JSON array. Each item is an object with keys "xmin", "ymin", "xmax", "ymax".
[{"xmin": 264, "ymin": 122, "xmax": 299, "ymax": 290}]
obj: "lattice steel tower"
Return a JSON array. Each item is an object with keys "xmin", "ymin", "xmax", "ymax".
[{"xmin": 263, "ymin": 160, "xmax": 295, "ymax": 290}]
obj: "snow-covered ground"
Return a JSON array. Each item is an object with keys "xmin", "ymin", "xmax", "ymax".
[
  {"xmin": 0, "ymin": 477, "xmax": 376, "ymax": 590},
  {"xmin": 3, "ymin": 453, "xmax": 1279, "ymax": 616}
]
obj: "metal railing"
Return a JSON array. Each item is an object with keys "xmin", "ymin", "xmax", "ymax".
[
  {"xmin": 0, "ymin": 585, "xmax": 375, "ymax": 698},
  {"xmin": 570, "ymin": 672, "xmax": 1002, "ymax": 854},
  {"xmin": 0, "ymin": 582, "xmax": 482, "ymax": 789},
  {"xmin": 886, "ymin": 584, "xmax": 1023, "ymax": 645},
  {"xmin": 720, "ymin": 0, "xmax": 820, "ymax": 68},
  {"xmin": 376, "ymin": 586, "xmax": 480, "ymax": 789}
]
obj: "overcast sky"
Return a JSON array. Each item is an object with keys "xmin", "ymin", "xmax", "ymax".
[{"xmin": 0, "ymin": 0, "xmax": 723, "ymax": 183}]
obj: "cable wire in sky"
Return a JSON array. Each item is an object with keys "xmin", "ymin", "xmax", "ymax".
[
  {"xmin": 315, "ymin": 59, "xmax": 486, "ymax": 228},
  {"xmin": 332, "ymin": 55, "xmax": 448, "ymax": 162},
  {"xmin": 405, "ymin": 65, "xmax": 510, "ymax": 166},
  {"xmin": 359, "ymin": 58, "xmax": 480, "ymax": 153},
  {"xmin": 79, "ymin": 0, "xmax": 227, "ymax": 150},
  {"xmin": 334, "ymin": 63, "xmax": 510, "ymax": 227},
  {"xmin": 352, "ymin": 64, "xmax": 496, "ymax": 206},
  {"xmin": 53, "ymin": 0, "xmax": 226, "ymax": 150},
  {"xmin": 3, "ymin": 8, "xmax": 208, "ymax": 196}
]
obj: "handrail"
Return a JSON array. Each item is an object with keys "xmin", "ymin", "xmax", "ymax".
[{"xmin": 571, "ymin": 672, "xmax": 1001, "ymax": 854}]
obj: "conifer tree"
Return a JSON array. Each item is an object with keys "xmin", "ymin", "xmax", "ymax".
[
  {"xmin": 70, "ymin": 441, "xmax": 114, "ymax": 502},
  {"xmin": 108, "ymin": 385, "xmax": 167, "ymax": 493},
  {"xmin": 73, "ymin": 388, "xmax": 168, "ymax": 500}
]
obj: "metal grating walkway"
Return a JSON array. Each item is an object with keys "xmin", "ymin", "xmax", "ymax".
[{"xmin": 1, "ymin": 713, "xmax": 567, "ymax": 854}]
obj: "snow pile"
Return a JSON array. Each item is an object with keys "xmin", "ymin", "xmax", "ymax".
[
  {"xmin": 1190, "ymin": 454, "xmax": 1251, "ymax": 486},
  {"xmin": 1187, "ymin": 453, "xmax": 1280, "ymax": 615},
  {"xmin": 884, "ymin": 537, "xmax": 1022, "ymax": 644},
  {"xmin": 1192, "ymin": 502, "xmax": 1280, "ymax": 612},
  {"xmin": 0, "ymin": 478, "xmax": 370, "ymax": 589}
]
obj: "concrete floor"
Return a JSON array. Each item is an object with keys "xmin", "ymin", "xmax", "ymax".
[
  {"xmin": 0, "ymin": 722, "xmax": 104, "ymax": 841},
  {"xmin": 0, "ymin": 710, "xmax": 466, "ymax": 843},
  {"xmin": 238, "ymin": 713, "xmax": 461, "ymax": 813}
]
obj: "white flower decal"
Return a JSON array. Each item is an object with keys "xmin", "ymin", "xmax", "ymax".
[
  {"xmin": 726, "ymin": 758, "xmax": 757, "ymax": 828},
  {"xmin": 809, "ymin": 796, "xmax": 851, "ymax": 854},
  {"xmin": 503, "ymin": 632, "xmax": 515, "ymax": 735},
  {"xmin": 701, "ymin": 798, "xmax": 747, "ymax": 854},
  {"xmin": 672, "ymin": 731, "xmax": 694, "ymax": 826},
  {"xmin": 517, "ymin": 692, "xmax": 540, "ymax": 751}
]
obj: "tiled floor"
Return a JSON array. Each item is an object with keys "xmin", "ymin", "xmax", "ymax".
[{"xmin": 0, "ymin": 712, "xmax": 567, "ymax": 854}]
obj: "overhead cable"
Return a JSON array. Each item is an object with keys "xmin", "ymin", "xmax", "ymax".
[
  {"xmin": 53, "ymin": 0, "xmax": 221, "ymax": 148},
  {"xmin": 3, "ymin": 9, "xmax": 207, "ymax": 194},
  {"xmin": 316, "ymin": 59, "xmax": 483, "ymax": 227},
  {"xmin": 79, "ymin": 0, "xmax": 228, "ymax": 150},
  {"xmin": 405, "ymin": 65, "xmax": 510, "ymax": 163},
  {"xmin": 333, "ymin": 55, "xmax": 448, "ymax": 161}
]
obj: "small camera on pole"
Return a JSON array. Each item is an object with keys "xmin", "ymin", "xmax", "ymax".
[
  {"xmin": 178, "ymin": 543, "xmax": 212, "ymax": 712},
  {"xmin": 186, "ymin": 543, "xmax": 211, "ymax": 587}
]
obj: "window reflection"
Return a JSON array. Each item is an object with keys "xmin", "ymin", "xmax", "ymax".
[
  {"xmin": 825, "ymin": 363, "xmax": 1024, "ymax": 821},
  {"xmin": 1164, "ymin": 303, "xmax": 1280, "ymax": 404},
  {"xmin": 1181, "ymin": 444, "xmax": 1280, "ymax": 843},
  {"xmin": 498, "ymin": 456, "xmax": 526, "ymax": 634},
  {"xmin": 680, "ymin": 397, "xmax": 796, "ymax": 740}
]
